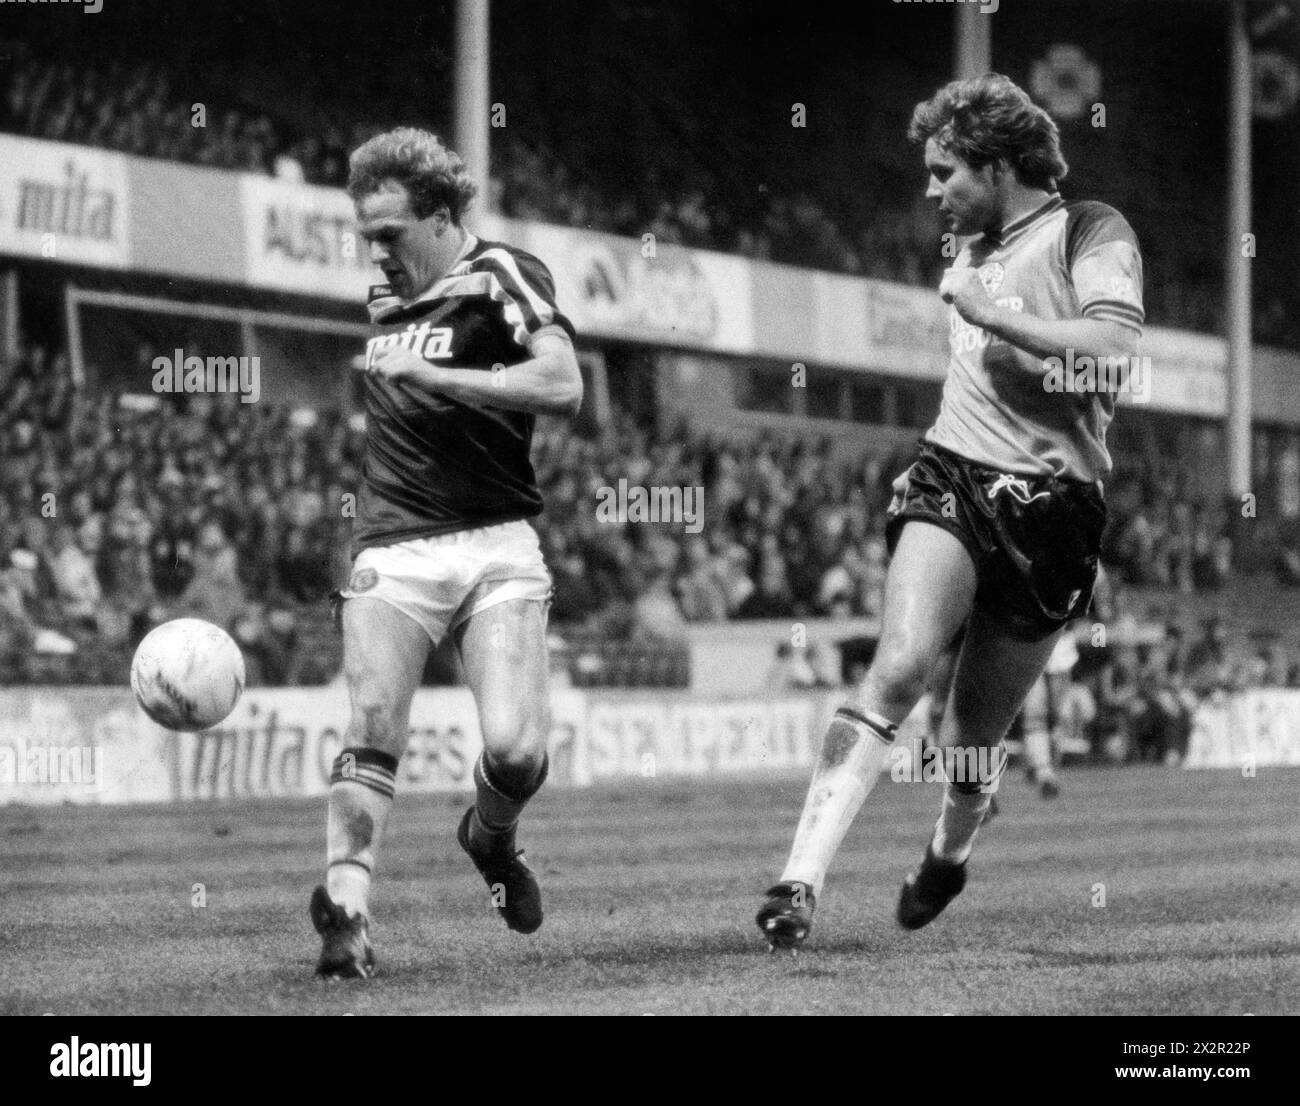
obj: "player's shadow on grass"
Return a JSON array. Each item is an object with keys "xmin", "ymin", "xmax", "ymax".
[
  {"xmin": 562, "ymin": 927, "xmax": 891, "ymax": 966},
  {"xmin": 271, "ymin": 958, "xmax": 467, "ymax": 989}
]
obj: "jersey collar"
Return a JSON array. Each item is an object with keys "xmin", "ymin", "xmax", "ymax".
[
  {"xmin": 383, "ymin": 231, "xmax": 481, "ymax": 315},
  {"xmin": 986, "ymin": 194, "xmax": 1064, "ymax": 248}
]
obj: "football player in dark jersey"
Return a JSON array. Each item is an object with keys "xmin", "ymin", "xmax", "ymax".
[
  {"xmin": 757, "ymin": 74, "xmax": 1144, "ymax": 949},
  {"xmin": 309, "ymin": 128, "xmax": 582, "ymax": 979}
]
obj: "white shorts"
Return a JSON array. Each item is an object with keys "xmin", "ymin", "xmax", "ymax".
[
  {"xmin": 1046, "ymin": 630, "xmax": 1079, "ymax": 675},
  {"xmin": 341, "ymin": 519, "xmax": 552, "ymax": 644}
]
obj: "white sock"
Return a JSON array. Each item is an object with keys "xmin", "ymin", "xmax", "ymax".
[
  {"xmin": 1024, "ymin": 726, "xmax": 1055, "ymax": 779},
  {"xmin": 781, "ymin": 707, "xmax": 897, "ymax": 897},
  {"xmin": 325, "ymin": 748, "xmax": 397, "ymax": 918},
  {"xmin": 327, "ymin": 862, "xmax": 372, "ymax": 919}
]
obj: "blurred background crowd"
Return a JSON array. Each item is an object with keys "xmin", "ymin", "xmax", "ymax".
[{"xmin": 4, "ymin": 334, "xmax": 1300, "ymax": 767}]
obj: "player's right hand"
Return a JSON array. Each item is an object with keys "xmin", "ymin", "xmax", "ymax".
[
  {"xmin": 367, "ymin": 345, "xmax": 429, "ymax": 385},
  {"xmin": 938, "ymin": 266, "xmax": 992, "ymax": 327}
]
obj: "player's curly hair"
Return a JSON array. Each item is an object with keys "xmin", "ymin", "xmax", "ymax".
[
  {"xmin": 347, "ymin": 127, "xmax": 479, "ymax": 222},
  {"xmin": 908, "ymin": 73, "xmax": 1068, "ymax": 191}
]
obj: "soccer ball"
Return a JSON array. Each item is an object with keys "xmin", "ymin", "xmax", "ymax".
[{"xmin": 130, "ymin": 618, "xmax": 246, "ymax": 732}]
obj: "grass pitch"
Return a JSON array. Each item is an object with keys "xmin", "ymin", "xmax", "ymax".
[{"xmin": 2, "ymin": 766, "xmax": 1296, "ymax": 1015}]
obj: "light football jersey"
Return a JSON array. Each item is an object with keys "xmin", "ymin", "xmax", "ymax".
[{"xmin": 926, "ymin": 196, "xmax": 1145, "ymax": 482}]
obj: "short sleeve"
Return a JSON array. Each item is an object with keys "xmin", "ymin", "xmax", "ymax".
[
  {"xmin": 1065, "ymin": 201, "xmax": 1145, "ymax": 332},
  {"xmin": 470, "ymin": 247, "xmax": 578, "ymax": 351}
]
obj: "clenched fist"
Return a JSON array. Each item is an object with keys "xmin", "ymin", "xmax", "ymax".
[{"xmin": 938, "ymin": 266, "xmax": 993, "ymax": 327}]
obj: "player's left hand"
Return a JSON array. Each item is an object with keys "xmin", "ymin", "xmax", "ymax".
[
  {"xmin": 366, "ymin": 345, "xmax": 431, "ymax": 385},
  {"xmin": 938, "ymin": 266, "xmax": 993, "ymax": 326}
]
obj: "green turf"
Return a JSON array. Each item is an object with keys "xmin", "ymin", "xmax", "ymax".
[{"xmin": 1, "ymin": 766, "xmax": 1296, "ymax": 1015}]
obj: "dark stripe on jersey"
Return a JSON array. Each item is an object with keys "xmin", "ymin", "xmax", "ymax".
[
  {"xmin": 353, "ymin": 236, "xmax": 571, "ymax": 553},
  {"xmin": 1064, "ymin": 200, "xmax": 1139, "ymax": 270}
]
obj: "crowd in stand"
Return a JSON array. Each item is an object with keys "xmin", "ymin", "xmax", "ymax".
[
  {"xmin": 4, "ymin": 35, "xmax": 1297, "ymax": 346},
  {"xmin": 6, "ymin": 334, "xmax": 1300, "ymax": 768},
  {"xmin": 0, "ymin": 344, "xmax": 355, "ymax": 685},
  {"xmin": 0, "ymin": 36, "xmax": 944, "ymax": 291},
  {"xmin": 1085, "ymin": 613, "xmax": 1300, "ymax": 764},
  {"xmin": 533, "ymin": 412, "xmax": 895, "ymax": 639},
  {"xmin": 0, "ymin": 38, "xmax": 360, "ymax": 186},
  {"xmin": 0, "ymin": 343, "xmax": 901, "ymax": 680},
  {"xmin": 4, "ymin": 335, "xmax": 1300, "ymax": 700},
  {"xmin": 1024, "ymin": 602, "xmax": 1300, "ymax": 768}
]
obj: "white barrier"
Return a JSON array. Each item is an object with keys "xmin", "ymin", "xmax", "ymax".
[
  {"xmin": 0, "ymin": 686, "xmax": 835, "ymax": 805},
  {"xmin": 1185, "ymin": 689, "xmax": 1300, "ymax": 769}
]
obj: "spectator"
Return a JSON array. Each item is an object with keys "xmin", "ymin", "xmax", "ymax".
[
  {"xmin": 45, "ymin": 521, "xmax": 103, "ymax": 630},
  {"xmin": 98, "ymin": 504, "xmax": 158, "ymax": 643},
  {"xmin": 1184, "ymin": 618, "xmax": 1229, "ymax": 699},
  {"xmin": 765, "ymin": 641, "xmax": 822, "ymax": 691},
  {"xmin": 631, "ymin": 563, "xmax": 688, "ymax": 644},
  {"xmin": 736, "ymin": 548, "xmax": 797, "ymax": 619},
  {"xmin": 175, "ymin": 521, "xmax": 245, "ymax": 630},
  {"xmin": 675, "ymin": 536, "xmax": 728, "ymax": 622}
]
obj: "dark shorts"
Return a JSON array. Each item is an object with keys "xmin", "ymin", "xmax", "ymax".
[{"xmin": 884, "ymin": 441, "xmax": 1107, "ymax": 642}]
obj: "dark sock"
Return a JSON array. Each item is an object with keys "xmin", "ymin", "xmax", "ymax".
[{"xmin": 470, "ymin": 750, "xmax": 547, "ymax": 846}]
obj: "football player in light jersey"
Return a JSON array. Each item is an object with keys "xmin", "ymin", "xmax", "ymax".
[
  {"xmin": 758, "ymin": 74, "xmax": 1144, "ymax": 948},
  {"xmin": 309, "ymin": 129, "xmax": 582, "ymax": 978}
]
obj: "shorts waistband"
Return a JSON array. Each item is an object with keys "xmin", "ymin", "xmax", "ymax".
[{"xmin": 920, "ymin": 440, "xmax": 1100, "ymax": 490}]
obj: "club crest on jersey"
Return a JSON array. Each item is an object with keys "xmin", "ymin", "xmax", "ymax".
[
  {"xmin": 986, "ymin": 473, "xmax": 1049, "ymax": 505},
  {"xmin": 978, "ymin": 262, "xmax": 1006, "ymax": 295},
  {"xmin": 348, "ymin": 568, "xmax": 379, "ymax": 593},
  {"xmin": 364, "ymin": 322, "xmax": 455, "ymax": 370}
]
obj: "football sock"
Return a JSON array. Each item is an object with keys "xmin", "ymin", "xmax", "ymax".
[
  {"xmin": 931, "ymin": 741, "xmax": 1007, "ymax": 863},
  {"xmin": 469, "ymin": 750, "xmax": 548, "ymax": 850},
  {"xmin": 1024, "ymin": 725, "xmax": 1056, "ymax": 780},
  {"xmin": 781, "ymin": 706, "xmax": 898, "ymax": 897},
  {"xmin": 325, "ymin": 747, "xmax": 398, "ymax": 919}
]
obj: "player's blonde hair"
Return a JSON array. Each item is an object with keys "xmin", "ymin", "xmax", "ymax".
[
  {"xmin": 909, "ymin": 73, "xmax": 1068, "ymax": 192},
  {"xmin": 347, "ymin": 128, "xmax": 479, "ymax": 223}
]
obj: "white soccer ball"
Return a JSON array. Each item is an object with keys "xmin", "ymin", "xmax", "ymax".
[{"xmin": 130, "ymin": 618, "xmax": 246, "ymax": 732}]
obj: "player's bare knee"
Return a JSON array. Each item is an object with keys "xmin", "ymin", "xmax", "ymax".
[
  {"xmin": 479, "ymin": 709, "xmax": 549, "ymax": 771},
  {"xmin": 863, "ymin": 650, "xmax": 931, "ymax": 712}
]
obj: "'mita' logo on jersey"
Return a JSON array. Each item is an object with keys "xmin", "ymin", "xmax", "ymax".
[{"xmin": 364, "ymin": 322, "xmax": 455, "ymax": 370}]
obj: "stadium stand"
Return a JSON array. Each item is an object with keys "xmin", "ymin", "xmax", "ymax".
[
  {"xmin": 2, "ymin": 3, "xmax": 1299, "ymax": 763},
  {"xmin": 3, "ymin": 30, "xmax": 1296, "ymax": 346},
  {"xmin": 6, "ymin": 327, "xmax": 1300, "ymax": 747}
]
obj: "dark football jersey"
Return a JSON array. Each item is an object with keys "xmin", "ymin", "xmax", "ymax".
[{"xmin": 354, "ymin": 234, "xmax": 576, "ymax": 553}]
